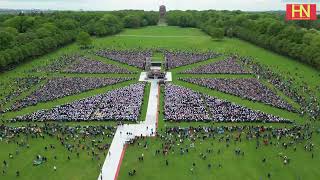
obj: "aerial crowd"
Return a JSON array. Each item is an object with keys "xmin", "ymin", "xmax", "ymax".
[
  {"xmin": 183, "ymin": 57, "xmax": 251, "ymax": 74},
  {"xmin": 0, "ymin": 77, "xmax": 42, "ymax": 113},
  {"xmin": 11, "ymin": 83, "xmax": 145, "ymax": 122},
  {"xmin": 7, "ymin": 77, "xmax": 132, "ymax": 112},
  {"xmin": 95, "ymin": 49, "xmax": 152, "ymax": 69},
  {"xmin": 35, "ymin": 55, "xmax": 134, "ymax": 74},
  {"xmin": 164, "ymin": 83, "xmax": 291, "ymax": 123},
  {"xmin": 165, "ymin": 50, "xmax": 221, "ymax": 69},
  {"xmin": 180, "ymin": 78, "xmax": 296, "ymax": 112},
  {"xmin": 239, "ymin": 56, "xmax": 320, "ymax": 120},
  {"xmin": 0, "ymin": 123, "xmax": 117, "ymax": 177},
  {"xmin": 125, "ymin": 124, "xmax": 316, "ymax": 178}
]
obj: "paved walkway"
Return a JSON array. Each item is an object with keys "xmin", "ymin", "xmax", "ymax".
[{"xmin": 98, "ymin": 80, "xmax": 159, "ymax": 180}]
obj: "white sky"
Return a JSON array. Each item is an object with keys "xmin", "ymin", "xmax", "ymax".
[{"xmin": 0, "ymin": 0, "xmax": 290, "ymax": 11}]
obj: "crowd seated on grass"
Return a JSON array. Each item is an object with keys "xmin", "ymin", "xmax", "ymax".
[
  {"xmin": 163, "ymin": 83, "xmax": 291, "ymax": 123},
  {"xmin": 165, "ymin": 50, "xmax": 221, "ymax": 69},
  {"xmin": 205, "ymin": 95, "xmax": 291, "ymax": 123},
  {"xmin": 164, "ymin": 83, "xmax": 211, "ymax": 121},
  {"xmin": 8, "ymin": 77, "xmax": 132, "ymax": 112},
  {"xmin": 95, "ymin": 49, "xmax": 152, "ymax": 69},
  {"xmin": 34, "ymin": 55, "xmax": 77, "ymax": 72},
  {"xmin": 0, "ymin": 77, "xmax": 42, "ymax": 113},
  {"xmin": 180, "ymin": 78, "xmax": 295, "ymax": 112},
  {"xmin": 11, "ymin": 83, "xmax": 145, "ymax": 122},
  {"xmin": 239, "ymin": 56, "xmax": 320, "ymax": 120},
  {"xmin": 124, "ymin": 124, "xmax": 316, "ymax": 178},
  {"xmin": 63, "ymin": 56, "xmax": 134, "ymax": 74},
  {"xmin": 0, "ymin": 123, "xmax": 116, "ymax": 176},
  {"xmin": 183, "ymin": 56, "xmax": 251, "ymax": 74},
  {"xmin": 35, "ymin": 55, "xmax": 134, "ymax": 74}
]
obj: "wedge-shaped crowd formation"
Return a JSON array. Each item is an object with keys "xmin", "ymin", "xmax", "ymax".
[
  {"xmin": 180, "ymin": 78, "xmax": 295, "ymax": 112},
  {"xmin": 9, "ymin": 77, "xmax": 133, "ymax": 111},
  {"xmin": 183, "ymin": 57, "xmax": 251, "ymax": 74},
  {"xmin": 0, "ymin": 77, "xmax": 42, "ymax": 112},
  {"xmin": 11, "ymin": 83, "xmax": 145, "ymax": 122},
  {"xmin": 95, "ymin": 49, "xmax": 152, "ymax": 69},
  {"xmin": 36, "ymin": 55, "xmax": 133, "ymax": 74},
  {"xmin": 205, "ymin": 95, "xmax": 291, "ymax": 123},
  {"xmin": 165, "ymin": 51, "xmax": 220, "ymax": 69},
  {"xmin": 164, "ymin": 83, "xmax": 211, "ymax": 121},
  {"xmin": 63, "ymin": 56, "xmax": 133, "ymax": 74},
  {"xmin": 164, "ymin": 83, "xmax": 291, "ymax": 123}
]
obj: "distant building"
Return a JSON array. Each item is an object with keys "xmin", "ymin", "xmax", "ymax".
[{"xmin": 159, "ymin": 5, "xmax": 166, "ymax": 18}]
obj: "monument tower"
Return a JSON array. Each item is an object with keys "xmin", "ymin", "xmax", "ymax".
[{"xmin": 159, "ymin": 5, "xmax": 166, "ymax": 18}]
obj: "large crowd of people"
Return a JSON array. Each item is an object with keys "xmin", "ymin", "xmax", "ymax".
[
  {"xmin": 95, "ymin": 49, "xmax": 152, "ymax": 69},
  {"xmin": 205, "ymin": 95, "xmax": 291, "ymax": 123},
  {"xmin": 163, "ymin": 83, "xmax": 291, "ymax": 123},
  {"xmin": 35, "ymin": 55, "xmax": 133, "ymax": 74},
  {"xmin": 0, "ymin": 123, "xmax": 116, "ymax": 177},
  {"xmin": 63, "ymin": 56, "xmax": 134, "ymax": 74},
  {"xmin": 180, "ymin": 78, "xmax": 296, "ymax": 112},
  {"xmin": 92, "ymin": 83, "xmax": 145, "ymax": 121},
  {"xmin": 0, "ymin": 77, "xmax": 42, "ymax": 113},
  {"xmin": 126, "ymin": 124, "xmax": 316, "ymax": 178},
  {"xmin": 35, "ymin": 55, "xmax": 77, "ymax": 72},
  {"xmin": 183, "ymin": 57, "xmax": 251, "ymax": 74},
  {"xmin": 8, "ymin": 77, "xmax": 132, "ymax": 112},
  {"xmin": 239, "ymin": 56, "xmax": 320, "ymax": 120},
  {"xmin": 11, "ymin": 83, "xmax": 145, "ymax": 122},
  {"xmin": 165, "ymin": 50, "xmax": 220, "ymax": 69},
  {"xmin": 164, "ymin": 83, "xmax": 211, "ymax": 121}
]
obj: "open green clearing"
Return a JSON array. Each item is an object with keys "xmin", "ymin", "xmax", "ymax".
[
  {"xmin": 119, "ymin": 131, "xmax": 320, "ymax": 180},
  {"xmin": 1, "ymin": 26, "xmax": 319, "ymax": 180},
  {"xmin": 0, "ymin": 127, "xmax": 115, "ymax": 180}
]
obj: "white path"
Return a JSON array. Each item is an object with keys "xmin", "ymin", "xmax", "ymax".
[{"xmin": 98, "ymin": 80, "xmax": 159, "ymax": 180}]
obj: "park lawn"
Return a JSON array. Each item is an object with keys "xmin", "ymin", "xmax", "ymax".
[
  {"xmin": 118, "ymin": 131, "xmax": 320, "ymax": 180},
  {"xmin": 91, "ymin": 26, "xmax": 319, "ymax": 98},
  {"xmin": 0, "ymin": 132, "xmax": 114, "ymax": 180},
  {"xmin": 0, "ymin": 25, "xmax": 319, "ymax": 180}
]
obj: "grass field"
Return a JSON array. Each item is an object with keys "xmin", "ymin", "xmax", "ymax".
[
  {"xmin": 118, "ymin": 131, "xmax": 320, "ymax": 180},
  {"xmin": 0, "ymin": 127, "xmax": 115, "ymax": 180},
  {"xmin": 1, "ymin": 25, "xmax": 319, "ymax": 180}
]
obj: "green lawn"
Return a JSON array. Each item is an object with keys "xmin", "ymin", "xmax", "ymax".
[
  {"xmin": 0, "ymin": 126, "xmax": 115, "ymax": 180},
  {"xmin": 0, "ymin": 25, "xmax": 319, "ymax": 180},
  {"xmin": 118, "ymin": 130, "xmax": 320, "ymax": 180}
]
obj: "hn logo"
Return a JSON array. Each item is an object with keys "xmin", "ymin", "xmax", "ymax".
[{"xmin": 286, "ymin": 4, "xmax": 317, "ymax": 20}]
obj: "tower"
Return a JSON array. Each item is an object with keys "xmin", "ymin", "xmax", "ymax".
[{"xmin": 159, "ymin": 5, "xmax": 166, "ymax": 18}]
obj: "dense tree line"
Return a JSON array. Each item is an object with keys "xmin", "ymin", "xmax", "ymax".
[
  {"xmin": 0, "ymin": 10, "xmax": 158, "ymax": 71},
  {"xmin": 166, "ymin": 10, "xmax": 320, "ymax": 69}
]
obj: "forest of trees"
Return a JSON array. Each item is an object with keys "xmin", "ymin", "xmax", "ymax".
[
  {"xmin": 0, "ymin": 10, "xmax": 158, "ymax": 71},
  {"xmin": 0, "ymin": 10, "xmax": 319, "ymax": 71},
  {"xmin": 166, "ymin": 10, "xmax": 320, "ymax": 69}
]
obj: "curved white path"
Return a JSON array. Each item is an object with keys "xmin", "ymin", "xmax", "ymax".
[{"xmin": 98, "ymin": 80, "xmax": 159, "ymax": 180}]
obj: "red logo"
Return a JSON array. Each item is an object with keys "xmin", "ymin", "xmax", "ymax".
[{"xmin": 286, "ymin": 4, "xmax": 317, "ymax": 20}]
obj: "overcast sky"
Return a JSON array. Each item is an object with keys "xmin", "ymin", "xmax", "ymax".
[{"xmin": 0, "ymin": 0, "xmax": 291, "ymax": 11}]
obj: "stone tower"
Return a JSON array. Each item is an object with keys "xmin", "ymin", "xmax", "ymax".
[{"xmin": 159, "ymin": 5, "xmax": 166, "ymax": 18}]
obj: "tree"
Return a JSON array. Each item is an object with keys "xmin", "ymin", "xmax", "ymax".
[
  {"xmin": 77, "ymin": 31, "xmax": 92, "ymax": 49},
  {"xmin": 0, "ymin": 31, "xmax": 15, "ymax": 50},
  {"xmin": 57, "ymin": 19, "xmax": 80, "ymax": 30},
  {"xmin": 209, "ymin": 27, "xmax": 224, "ymax": 40},
  {"xmin": 4, "ymin": 16, "xmax": 35, "ymax": 33},
  {"xmin": 123, "ymin": 15, "xmax": 142, "ymax": 28}
]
